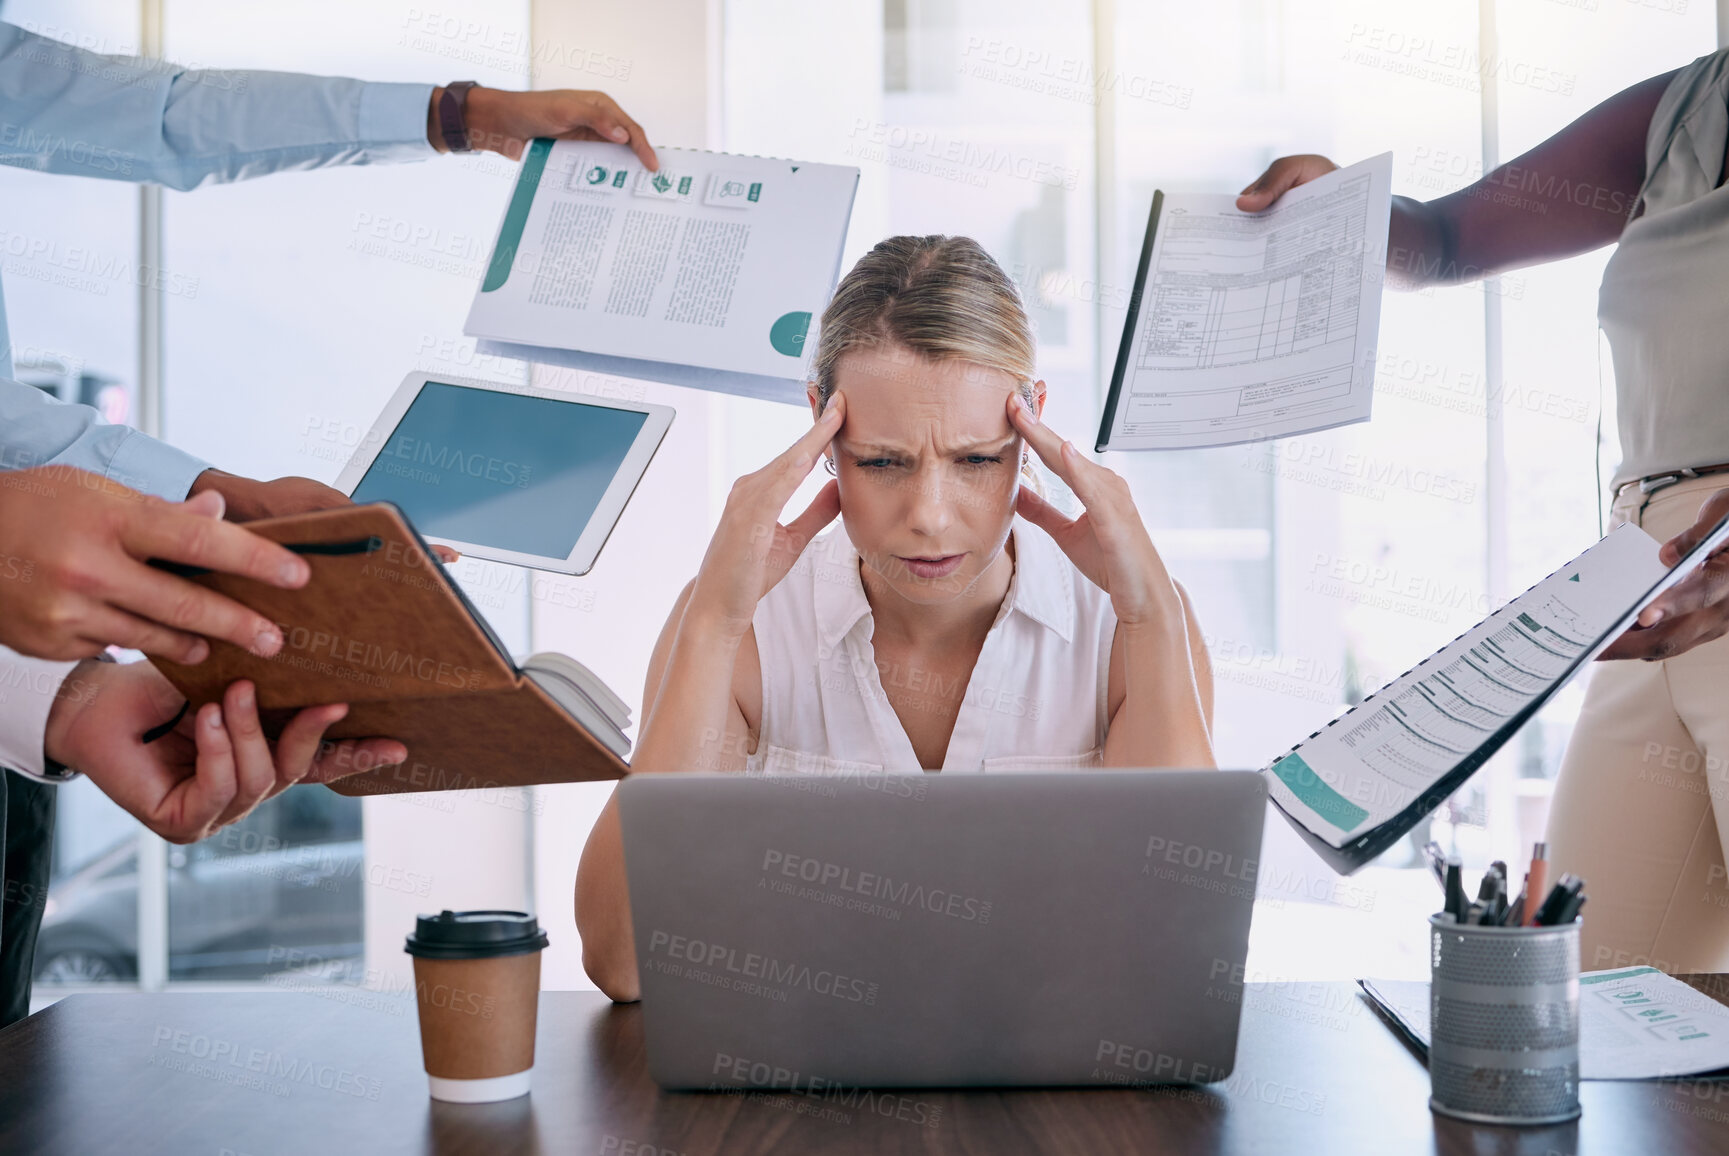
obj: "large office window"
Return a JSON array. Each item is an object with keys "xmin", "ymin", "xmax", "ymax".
[
  {"xmin": 721, "ymin": 0, "xmax": 1715, "ymax": 980},
  {"xmin": 3, "ymin": 0, "xmax": 147, "ymax": 991},
  {"xmin": 10, "ymin": 1, "xmax": 1719, "ymax": 1001},
  {"xmin": 15, "ymin": 0, "xmax": 539, "ymax": 1000}
]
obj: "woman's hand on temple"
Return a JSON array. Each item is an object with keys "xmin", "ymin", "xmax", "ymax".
[
  {"xmin": 1007, "ymin": 394, "xmax": 1182, "ymax": 630},
  {"xmin": 684, "ymin": 394, "xmax": 847, "ymax": 639}
]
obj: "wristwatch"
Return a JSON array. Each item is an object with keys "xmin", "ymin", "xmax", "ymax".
[
  {"xmin": 437, "ymin": 81, "xmax": 479, "ymax": 153},
  {"xmin": 35, "ymin": 652, "xmax": 117, "ymax": 785}
]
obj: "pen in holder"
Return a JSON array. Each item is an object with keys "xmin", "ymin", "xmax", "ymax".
[{"xmin": 1427, "ymin": 913, "xmax": 1581, "ymax": 1125}]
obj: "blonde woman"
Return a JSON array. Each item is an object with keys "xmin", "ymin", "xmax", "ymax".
[{"xmin": 575, "ymin": 235, "xmax": 1214, "ymax": 1000}]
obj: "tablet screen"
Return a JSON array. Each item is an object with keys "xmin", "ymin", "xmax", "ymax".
[{"xmin": 351, "ymin": 381, "xmax": 648, "ymax": 558}]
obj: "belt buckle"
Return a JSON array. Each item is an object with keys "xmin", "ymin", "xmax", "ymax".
[{"xmin": 1640, "ymin": 468, "xmax": 1699, "ymax": 496}]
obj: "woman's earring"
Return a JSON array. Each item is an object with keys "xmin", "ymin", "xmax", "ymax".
[{"xmin": 824, "ymin": 455, "xmax": 837, "ymax": 476}]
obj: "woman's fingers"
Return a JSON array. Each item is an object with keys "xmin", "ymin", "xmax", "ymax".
[
  {"xmin": 1015, "ymin": 484, "xmax": 1075, "ymax": 537},
  {"xmin": 1055, "ymin": 438, "xmax": 1119, "ymax": 512},
  {"xmin": 783, "ymin": 479, "xmax": 842, "ymax": 555},
  {"xmin": 1015, "ymin": 485, "xmax": 1111, "ymax": 594},
  {"xmin": 760, "ymin": 393, "xmax": 846, "ymax": 508},
  {"xmin": 787, "ymin": 391, "xmax": 846, "ymax": 465},
  {"xmin": 1007, "ymin": 393, "xmax": 1119, "ymax": 510},
  {"xmin": 1007, "ymin": 392, "xmax": 1074, "ymax": 478}
]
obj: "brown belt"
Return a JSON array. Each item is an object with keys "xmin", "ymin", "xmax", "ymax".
[{"xmin": 1614, "ymin": 461, "xmax": 1729, "ymax": 502}]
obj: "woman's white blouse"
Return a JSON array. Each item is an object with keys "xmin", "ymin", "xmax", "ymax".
[{"xmin": 746, "ymin": 519, "xmax": 1117, "ymax": 774}]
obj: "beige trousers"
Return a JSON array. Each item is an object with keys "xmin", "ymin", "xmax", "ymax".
[{"xmin": 1545, "ymin": 473, "xmax": 1729, "ymax": 974}]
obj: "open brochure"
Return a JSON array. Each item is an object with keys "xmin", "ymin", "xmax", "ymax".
[
  {"xmin": 1360, "ymin": 969, "xmax": 1729, "ymax": 1080},
  {"xmin": 522, "ymin": 651, "xmax": 631, "ymax": 759},
  {"xmin": 1267, "ymin": 512, "xmax": 1729, "ymax": 874},
  {"xmin": 1095, "ymin": 153, "xmax": 1392, "ymax": 451},
  {"xmin": 465, "ymin": 139, "xmax": 859, "ymax": 404}
]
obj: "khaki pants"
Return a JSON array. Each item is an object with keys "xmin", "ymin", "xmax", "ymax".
[{"xmin": 1546, "ymin": 473, "xmax": 1729, "ymax": 974}]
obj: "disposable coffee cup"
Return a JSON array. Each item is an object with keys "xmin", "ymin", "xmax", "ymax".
[{"xmin": 405, "ymin": 909, "xmax": 549, "ymax": 1103}]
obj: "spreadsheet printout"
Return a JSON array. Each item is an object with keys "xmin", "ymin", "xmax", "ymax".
[
  {"xmin": 1265, "ymin": 525, "xmax": 1667, "ymax": 849},
  {"xmin": 1098, "ymin": 153, "xmax": 1392, "ymax": 451}
]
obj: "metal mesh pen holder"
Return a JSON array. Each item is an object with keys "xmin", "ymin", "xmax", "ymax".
[{"xmin": 1427, "ymin": 913, "xmax": 1581, "ymax": 1125}]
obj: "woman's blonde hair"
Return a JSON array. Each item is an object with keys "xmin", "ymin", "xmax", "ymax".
[{"xmin": 811, "ymin": 235, "xmax": 1040, "ymax": 487}]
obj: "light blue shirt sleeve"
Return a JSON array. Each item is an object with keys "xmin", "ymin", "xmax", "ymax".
[
  {"xmin": 0, "ymin": 21, "xmax": 440, "ymax": 498},
  {"xmin": 0, "ymin": 376, "xmax": 209, "ymax": 499},
  {"xmin": 0, "ymin": 22, "xmax": 436, "ymax": 189}
]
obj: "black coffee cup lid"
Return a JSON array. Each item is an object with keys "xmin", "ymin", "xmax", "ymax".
[{"xmin": 404, "ymin": 910, "xmax": 549, "ymax": 960}]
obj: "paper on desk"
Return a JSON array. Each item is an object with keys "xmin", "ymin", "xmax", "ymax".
[
  {"xmin": 1096, "ymin": 153, "xmax": 1392, "ymax": 451},
  {"xmin": 1360, "ymin": 969, "xmax": 1729, "ymax": 1080},
  {"xmin": 465, "ymin": 141, "xmax": 858, "ymax": 404},
  {"xmin": 1267, "ymin": 524, "xmax": 1667, "ymax": 851}
]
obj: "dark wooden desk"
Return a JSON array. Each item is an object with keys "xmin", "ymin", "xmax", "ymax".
[{"xmin": 1, "ymin": 980, "xmax": 1725, "ymax": 1155}]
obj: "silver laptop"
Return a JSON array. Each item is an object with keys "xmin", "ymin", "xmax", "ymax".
[{"xmin": 618, "ymin": 770, "xmax": 1267, "ymax": 1090}]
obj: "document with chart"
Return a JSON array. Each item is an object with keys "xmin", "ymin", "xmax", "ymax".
[
  {"xmin": 1096, "ymin": 153, "xmax": 1392, "ymax": 451},
  {"xmin": 1267, "ymin": 512, "xmax": 1729, "ymax": 874},
  {"xmin": 1359, "ymin": 967, "xmax": 1729, "ymax": 1080},
  {"xmin": 465, "ymin": 140, "xmax": 858, "ymax": 405}
]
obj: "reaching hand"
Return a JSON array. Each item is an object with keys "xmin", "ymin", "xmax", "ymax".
[
  {"xmin": 684, "ymin": 394, "xmax": 846, "ymax": 638},
  {"xmin": 1006, "ymin": 393, "xmax": 1182, "ymax": 629},
  {"xmin": 44, "ymin": 660, "xmax": 407, "ymax": 844},
  {"xmin": 0, "ymin": 467, "xmax": 312, "ymax": 663},
  {"xmin": 454, "ymin": 87, "xmax": 658, "ymax": 170},
  {"xmin": 1236, "ymin": 154, "xmax": 1340, "ymax": 213}
]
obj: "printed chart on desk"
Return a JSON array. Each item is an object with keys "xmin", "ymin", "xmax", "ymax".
[
  {"xmin": 1098, "ymin": 153, "xmax": 1392, "ymax": 451},
  {"xmin": 1361, "ymin": 967, "xmax": 1729, "ymax": 1079}
]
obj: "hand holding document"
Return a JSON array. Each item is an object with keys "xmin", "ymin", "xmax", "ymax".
[
  {"xmin": 1267, "ymin": 509, "xmax": 1729, "ymax": 874},
  {"xmin": 465, "ymin": 140, "xmax": 858, "ymax": 404},
  {"xmin": 148, "ymin": 504, "xmax": 633, "ymax": 795},
  {"xmin": 1096, "ymin": 153, "xmax": 1392, "ymax": 451}
]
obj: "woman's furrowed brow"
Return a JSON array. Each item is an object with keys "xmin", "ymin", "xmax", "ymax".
[
  {"xmin": 835, "ymin": 438, "xmax": 903, "ymax": 456},
  {"xmin": 839, "ymin": 436, "xmax": 1016, "ymax": 456},
  {"xmin": 949, "ymin": 436, "xmax": 1019, "ymax": 455}
]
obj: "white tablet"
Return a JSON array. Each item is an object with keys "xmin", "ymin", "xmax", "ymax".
[{"xmin": 335, "ymin": 372, "xmax": 674, "ymax": 575}]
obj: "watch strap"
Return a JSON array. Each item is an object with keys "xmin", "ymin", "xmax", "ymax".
[{"xmin": 438, "ymin": 81, "xmax": 479, "ymax": 153}]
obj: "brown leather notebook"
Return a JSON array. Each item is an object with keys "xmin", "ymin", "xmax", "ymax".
[{"xmin": 147, "ymin": 503, "xmax": 629, "ymax": 795}]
